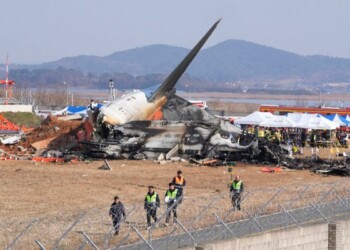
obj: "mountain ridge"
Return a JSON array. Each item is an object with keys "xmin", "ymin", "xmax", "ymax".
[{"xmin": 2, "ymin": 39, "xmax": 350, "ymax": 91}]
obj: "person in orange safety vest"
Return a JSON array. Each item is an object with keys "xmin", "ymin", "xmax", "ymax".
[{"xmin": 172, "ymin": 170, "xmax": 186, "ymax": 203}]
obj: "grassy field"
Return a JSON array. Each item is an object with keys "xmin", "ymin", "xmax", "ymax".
[
  {"xmin": 2, "ymin": 112, "xmax": 42, "ymax": 128},
  {"xmin": 0, "ymin": 155, "xmax": 346, "ymax": 249}
]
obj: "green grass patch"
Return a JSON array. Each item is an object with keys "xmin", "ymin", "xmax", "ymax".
[{"xmin": 2, "ymin": 112, "xmax": 42, "ymax": 128}]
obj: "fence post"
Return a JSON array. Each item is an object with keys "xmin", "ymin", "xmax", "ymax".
[
  {"xmin": 82, "ymin": 231, "xmax": 99, "ymax": 250},
  {"xmin": 53, "ymin": 212, "xmax": 86, "ymax": 249},
  {"xmin": 131, "ymin": 225, "xmax": 153, "ymax": 250},
  {"xmin": 213, "ymin": 212, "xmax": 235, "ymax": 237},
  {"xmin": 188, "ymin": 197, "xmax": 218, "ymax": 226},
  {"xmin": 334, "ymin": 191, "xmax": 350, "ymax": 211},
  {"xmin": 315, "ymin": 184, "xmax": 337, "ymax": 205},
  {"xmin": 309, "ymin": 202, "xmax": 329, "ymax": 223},
  {"xmin": 328, "ymin": 222, "xmax": 342, "ymax": 250},
  {"xmin": 278, "ymin": 204, "xmax": 300, "ymax": 227},
  {"xmin": 114, "ymin": 233, "xmax": 131, "ymax": 250},
  {"xmin": 77, "ymin": 241, "xmax": 87, "ymax": 250},
  {"xmin": 34, "ymin": 240, "xmax": 46, "ymax": 250},
  {"xmin": 243, "ymin": 208, "xmax": 264, "ymax": 231},
  {"xmin": 175, "ymin": 218, "xmax": 197, "ymax": 246},
  {"xmin": 6, "ymin": 219, "xmax": 38, "ymax": 250}
]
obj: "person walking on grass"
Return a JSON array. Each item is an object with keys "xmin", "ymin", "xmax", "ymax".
[
  {"xmin": 164, "ymin": 182, "xmax": 180, "ymax": 226},
  {"xmin": 172, "ymin": 170, "xmax": 186, "ymax": 203},
  {"xmin": 144, "ymin": 186, "xmax": 160, "ymax": 229},
  {"xmin": 230, "ymin": 175, "xmax": 244, "ymax": 211},
  {"xmin": 109, "ymin": 196, "xmax": 126, "ymax": 235}
]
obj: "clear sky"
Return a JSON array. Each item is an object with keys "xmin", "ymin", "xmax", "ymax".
[{"xmin": 1, "ymin": 0, "xmax": 350, "ymax": 64}]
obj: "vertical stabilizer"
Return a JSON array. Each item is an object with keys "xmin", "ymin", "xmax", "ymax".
[{"xmin": 148, "ymin": 19, "xmax": 221, "ymax": 102}]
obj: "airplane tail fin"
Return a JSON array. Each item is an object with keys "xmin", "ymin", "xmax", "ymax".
[{"xmin": 148, "ymin": 19, "xmax": 221, "ymax": 102}]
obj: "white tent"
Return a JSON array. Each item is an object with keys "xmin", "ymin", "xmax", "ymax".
[
  {"xmin": 260, "ymin": 115, "xmax": 296, "ymax": 128},
  {"xmin": 234, "ymin": 111, "xmax": 273, "ymax": 125},
  {"xmin": 288, "ymin": 113, "xmax": 318, "ymax": 122},
  {"xmin": 296, "ymin": 115, "xmax": 339, "ymax": 130},
  {"xmin": 286, "ymin": 113, "xmax": 309, "ymax": 123}
]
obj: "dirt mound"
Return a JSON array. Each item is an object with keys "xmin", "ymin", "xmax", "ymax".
[{"xmin": 0, "ymin": 115, "xmax": 83, "ymax": 155}]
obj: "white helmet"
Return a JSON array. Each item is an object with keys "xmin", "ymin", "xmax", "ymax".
[{"xmin": 164, "ymin": 196, "xmax": 170, "ymax": 203}]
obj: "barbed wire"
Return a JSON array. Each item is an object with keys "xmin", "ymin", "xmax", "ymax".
[{"xmin": 2, "ymin": 181, "xmax": 350, "ymax": 250}]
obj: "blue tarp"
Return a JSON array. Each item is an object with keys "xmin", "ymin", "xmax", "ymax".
[
  {"xmin": 67, "ymin": 106, "xmax": 87, "ymax": 113},
  {"xmin": 66, "ymin": 104, "xmax": 103, "ymax": 114},
  {"xmin": 323, "ymin": 114, "xmax": 350, "ymax": 126}
]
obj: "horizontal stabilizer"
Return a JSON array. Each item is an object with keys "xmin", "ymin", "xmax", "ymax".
[{"xmin": 148, "ymin": 19, "xmax": 221, "ymax": 102}]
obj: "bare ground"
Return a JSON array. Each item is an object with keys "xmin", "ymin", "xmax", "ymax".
[
  {"xmin": 0, "ymin": 157, "xmax": 343, "ymax": 220},
  {"xmin": 0, "ymin": 150, "xmax": 348, "ymax": 249}
]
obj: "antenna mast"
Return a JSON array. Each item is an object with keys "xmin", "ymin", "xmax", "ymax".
[{"xmin": 5, "ymin": 54, "xmax": 9, "ymax": 99}]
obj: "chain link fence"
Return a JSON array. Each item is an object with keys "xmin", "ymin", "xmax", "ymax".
[{"xmin": 2, "ymin": 181, "xmax": 350, "ymax": 250}]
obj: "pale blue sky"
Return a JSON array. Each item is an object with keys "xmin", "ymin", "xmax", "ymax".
[{"xmin": 1, "ymin": 0, "xmax": 350, "ymax": 64}]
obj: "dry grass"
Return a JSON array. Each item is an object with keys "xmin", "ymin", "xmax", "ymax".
[{"xmin": 0, "ymin": 158, "xmax": 346, "ymax": 249}]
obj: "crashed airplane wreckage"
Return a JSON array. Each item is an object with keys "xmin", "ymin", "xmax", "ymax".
[
  {"xmin": 87, "ymin": 97, "xmax": 254, "ymax": 160},
  {"xmin": 82, "ymin": 20, "xmax": 289, "ymax": 162}
]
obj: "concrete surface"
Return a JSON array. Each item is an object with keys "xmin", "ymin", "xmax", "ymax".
[
  {"xmin": 0, "ymin": 104, "xmax": 32, "ymax": 112},
  {"xmin": 181, "ymin": 219, "xmax": 350, "ymax": 250}
]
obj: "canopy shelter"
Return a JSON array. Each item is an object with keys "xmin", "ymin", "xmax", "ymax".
[
  {"xmin": 287, "ymin": 113, "xmax": 318, "ymax": 123},
  {"xmin": 324, "ymin": 114, "xmax": 350, "ymax": 127},
  {"xmin": 259, "ymin": 115, "xmax": 296, "ymax": 128},
  {"xmin": 296, "ymin": 115, "xmax": 339, "ymax": 130},
  {"xmin": 344, "ymin": 115, "xmax": 350, "ymax": 123},
  {"xmin": 234, "ymin": 111, "xmax": 273, "ymax": 125}
]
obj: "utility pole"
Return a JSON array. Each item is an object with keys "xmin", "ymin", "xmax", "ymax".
[
  {"xmin": 186, "ymin": 84, "xmax": 190, "ymax": 100},
  {"xmin": 109, "ymin": 79, "xmax": 114, "ymax": 101},
  {"xmin": 63, "ymin": 81, "xmax": 69, "ymax": 105},
  {"xmin": 316, "ymin": 88, "xmax": 321, "ymax": 107}
]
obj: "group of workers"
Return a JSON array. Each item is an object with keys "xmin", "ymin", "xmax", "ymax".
[
  {"xmin": 240, "ymin": 125, "xmax": 282, "ymax": 145},
  {"xmin": 144, "ymin": 172, "xmax": 186, "ymax": 229},
  {"xmin": 109, "ymin": 170, "xmax": 187, "ymax": 234},
  {"xmin": 109, "ymin": 171, "xmax": 244, "ymax": 235},
  {"xmin": 241, "ymin": 125, "xmax": 348, "ymax": 152}
]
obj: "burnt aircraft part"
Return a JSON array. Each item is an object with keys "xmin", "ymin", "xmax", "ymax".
[
  {"xmin": 162, "ymin": 95, "xmax": 240, "ymax": 137},
  {"xmin": 162, "ymin": 95, "xmax": 219, "ymax": 127},
  {"xmin": 85, "ymin": 119, "xmax": 243, "ymax": 160},
  {"xmin": 148, "ymin": 19, "xmax": 221, "ymax": 103}
]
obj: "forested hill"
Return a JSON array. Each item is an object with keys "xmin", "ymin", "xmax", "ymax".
[{"xmin": 3, "ymin": 40, "xmax": 350, "ymax": 90}]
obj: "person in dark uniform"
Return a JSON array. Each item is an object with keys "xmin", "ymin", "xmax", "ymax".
[
  {"xmin": 144, "ymin": 186, "xmax": 160, "ymax": 229},
  {"xmin": 301, "ymin": 129, "xmax": 308, "ymax": 154},
  {"xmin": 109, "ymin": 196, "xmax": 126, "ymax": 235}
]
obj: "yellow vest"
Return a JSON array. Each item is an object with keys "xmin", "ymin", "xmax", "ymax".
[{"xmin": 258, "ymin": 130, "xmax": 265, "ymax": 138}]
